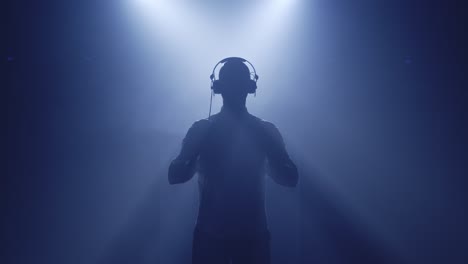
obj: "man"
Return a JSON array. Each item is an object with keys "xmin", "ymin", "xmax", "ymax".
[{"xmin": 168, "ymin": 57, "xmax": 298, "ymax": 264}]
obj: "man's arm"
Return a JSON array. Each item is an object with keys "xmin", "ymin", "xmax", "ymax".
[
  {"xmin": 263, "ymin": 122, "xmax": 298, "ymax": 187},
  {"xmin": 168, "ymin": 119, "xmax": 210, "ymax": 184}
]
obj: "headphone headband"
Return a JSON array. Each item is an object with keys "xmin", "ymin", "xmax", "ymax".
[{"xmin": 210, "ymin": 57, "xmax": 259, "ymax": 82}]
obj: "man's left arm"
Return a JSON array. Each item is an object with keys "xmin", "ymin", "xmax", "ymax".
[{"xmin": 263, "ymin": 122, "xmax": 299, "ymax": 187}]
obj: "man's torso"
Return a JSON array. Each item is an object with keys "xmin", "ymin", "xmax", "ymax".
[{"xmin": 196, "ymin": 110, "xmax": 270, "ymax": 238}]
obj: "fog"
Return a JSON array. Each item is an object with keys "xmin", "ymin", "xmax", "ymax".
[{"xmin": 6, "ymin": 1, "xmax": 467, "ymax": 263}]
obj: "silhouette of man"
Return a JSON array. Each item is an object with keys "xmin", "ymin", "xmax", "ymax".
[{"xmin": 168, "ymin": 57, "xmax": 298, "ymax": 264}]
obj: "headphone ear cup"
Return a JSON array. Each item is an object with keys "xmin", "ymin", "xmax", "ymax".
[
  {"xmin": 246, "ymin": 80, "xmax": 257, "ymax": 94},
  {"xmin": 211, "ymin": 80, "xmax": 223, "ymax": 94}
]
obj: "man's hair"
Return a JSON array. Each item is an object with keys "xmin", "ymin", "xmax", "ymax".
[{"xmin": 219, "ymin": 60, "xmax": 251, "ymax": 81}]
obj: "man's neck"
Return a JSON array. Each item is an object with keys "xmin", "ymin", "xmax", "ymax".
[{"xmin": 220, "ymin": 104, "xmax": 248, "ymax": 115}]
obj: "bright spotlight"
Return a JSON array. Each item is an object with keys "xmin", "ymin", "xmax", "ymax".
[{"xmin": 123, "ymin": 0, "xmax": 303, "ymax": 126}]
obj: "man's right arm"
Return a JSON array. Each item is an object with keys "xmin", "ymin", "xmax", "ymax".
[{"xmin": 168, "ymin": 119, "xmax": 210, "ymax": 184}]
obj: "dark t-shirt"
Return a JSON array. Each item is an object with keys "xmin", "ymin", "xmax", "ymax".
[{"xmin": 177, "ymin": 107, "xmax": 296, "ymax": 239}]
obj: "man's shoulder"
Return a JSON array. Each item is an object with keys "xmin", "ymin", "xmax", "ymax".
[
  {"xmin": 187, "ymin": 118, "xmax": 212, "ymax": 134},
  {"xmin": 245, "ymin": 114, "xmax": 282, "ymax": 137},
  {"xmin": 247, "ymin": 114, "xmax": 278, "ymax": 130},
  {"xmin": 192, "ymin": 118, "xmax": 212, "ymax": 126}
]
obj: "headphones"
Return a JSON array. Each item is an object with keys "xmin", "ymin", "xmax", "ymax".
[{"xmin": 210, "ymin": 57, "xmax": 259, "ymax": 94}]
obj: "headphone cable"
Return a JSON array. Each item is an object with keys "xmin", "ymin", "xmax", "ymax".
[{"xmin": 208, "ymin": 90, "xmax": 213, "ymax": 119}]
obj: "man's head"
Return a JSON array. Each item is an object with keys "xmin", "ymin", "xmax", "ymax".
[{"xmin": 217, "ymin": 60, "xmax": 254, "ymax": 110}]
